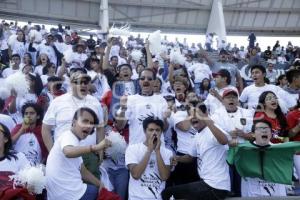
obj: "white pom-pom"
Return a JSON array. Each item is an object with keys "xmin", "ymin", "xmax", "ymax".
[
  {"xmin": 29, "ymin": 30, "xmax": 43, "ymax": 43},
  {"xmin": 5, "ymin": 72, "xmax": 29, "ymax": 97},
  {"xmin": 8, "ymin": 34, "xmax": 17, "ymax": 47},
  {"xmin": 63, "ymin": 48, "xmax": 75, "ymax": 63},
  {"xmin": 170, "ymin": 48, "xmax": 186, "ymax": 65},
  {"xmin": 9, "ymin": 165, "xmax": 46, "ymax": 194},
  {"xmin": 130, "ymin": 49, "xmax": 143, "ymax": 62},
  {"xmin": 148, "ymin": 30, "xmax": 161, "ymax": 55},
  {"xmin": 108, "ymin": 24, "xmax": 131, "ymax": 38},
  {"xmin": 105, "ymin": 131, "xmax": 127, "ymax": 162}
]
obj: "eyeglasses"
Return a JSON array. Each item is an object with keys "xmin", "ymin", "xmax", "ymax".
[
  {"xmin": 255, "ymin": 127, "xmax": 271, "ymax": 131},
  {"xmin": 140, "ymin": 77, "xmax": 153, "ymax": 81},
  {"xmin": 265, "ymin": 96, "xmax": 278, "ymax": 101},
  {"xmin": 72, "ymin": 79, "xmax": 90, "ymax": 85}
]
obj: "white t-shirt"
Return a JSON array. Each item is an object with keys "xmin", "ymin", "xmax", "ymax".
[
  {"xmin": 0, "ymin": 152, "xmax": 30, "ymax": 173},
  {"xmin": 125, "ymin": 94, "xmax": 168, "ymax": 144},
  {"xmin": 125, "ymin": 143, "xmax": 172, "ymax": 200},
  {"xmin": 43, "ymin": 93, "xmax": 103, "ymax": 145},
  {"xmin": 241, "ymin": 177, "xmax": 286, "ymax": 197},
  {"xmin": 188, "ymin": 63, "xmax": 212, "ymax": 83},
  {"xmin": 14, "ymin": 132, "xmax": 42, "ymax": 165},
  {"xmin": 188, "ymin": 126, "xmax": 230, "ymax": 191},
  {"xmin": 2, "ymin": 67, "xmax": 20, "ymax": 78},
  {"xmin": 211, "ymin": 107, "xmax": 254, "ymax": 143},
  {"xmin": 239, "ymin": 84, "xmax": 285, "ymax": 109},
  {"xmin": 277, "ymin": 89, "xmax": 298, "ymax": 110},
  {"xmin": 46, "ymin": 130, "xmax": 86, "ymax": 200},
  {"xmin": 10, "ymin": 40, "xmax": 27, "ymax": 60},
  {"xmin": 204, "ymin": 85, "xmax": 238, "ymax": 115},
  {"xmin": 34, "ymin": 65, "xmax": 44, "ymax": 76},
  {"xmin": 172, "ymin": 110, "xmax": 198, "ymax": 154},
  {"xmin": 0, "ymin": 114, "xmax": 16, "ymax": 132},
  {"xmin": 37, "ymin": 43, "xmax": 57, "ymax": 65}
]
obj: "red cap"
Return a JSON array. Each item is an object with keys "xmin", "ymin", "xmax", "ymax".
[{"xmin": 222, "ymin": 89, "xmax": 238, "ymax": 98}]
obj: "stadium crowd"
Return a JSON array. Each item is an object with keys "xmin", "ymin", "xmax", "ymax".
[{"xmin": 1, "ymin": 20, "xmax": 300, "ymax": 200}]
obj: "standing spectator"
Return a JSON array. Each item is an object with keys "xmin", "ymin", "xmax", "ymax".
[
  {"xmin": 202, "ymin": 49, "xmax": 244, "ymax": 91},
  {"xmin": 205, "ymin": 33, "xmax": 214, "ymax": 52},
  {"xmin": 240, "ymin": 65, "xmax": 283, "ymax": 109},
  {"xmin": 125, "ymin": 117, "xmax": 172, "ymax": 200},
  {"xmin": 204, "ymin": 69, "xmax": 238, "ymax": 115},
  {"xmin": 254, "ymin": 91, "xmax": 288, "ymax": 143},
  {"xmin": 115, "ymin": 68, "xmax": 170, "ymax": 144},
  {"xmin": 248, "ymin": 32, "xmax": 256, "ymax": 49},
  {"xmin": 46, "ymin": 107, "xmax": 111, "ymax": 200},
  {"xmin": 86, "ymin": 34, "xmax": 96, "ymax": 52},
  {"xmin": 11, "ymin": 103, "xmax": 47, "ymax": 165},
  {"xmin": 266, "ymin": 62, "xmax": 277, "ymax": 84},
  {"xmin": 273, "ymin": 40, "xmax": 280, "ymax": 52},
  {"xmin": 162, "ymin": 105, "xmax": 230, "ymax": 200}
]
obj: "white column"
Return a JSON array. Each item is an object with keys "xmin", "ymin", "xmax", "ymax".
[
  {"xmin": 99, "ymin": 0, "xmax": 109, "ymax": 32},
  {"xmin": 206, "ymin": 0, "xmax": 227, "ymax": 48}
]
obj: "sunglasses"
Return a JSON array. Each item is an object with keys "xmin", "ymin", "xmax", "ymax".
[
  {"xmin": 72, "ymin": 79, "xmax": 90, "ymax": 85},
  {"xmin": 140, "ymin": 76, "xmax": 153, "ymax": 81}
]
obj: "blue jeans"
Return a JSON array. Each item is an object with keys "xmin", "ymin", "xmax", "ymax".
[
  {"xmin": 80, "ymin": 184, "xmax": 98, "ymax": 200},
  {"xmin": 107, "ymin": 168, "xmax": 129, "ymax": 200}
]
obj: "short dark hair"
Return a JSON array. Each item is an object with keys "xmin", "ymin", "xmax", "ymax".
[
  {"xmin": 142, "ymin": 116, "xmax": 164, "ymax": 131},
  {"xmin": 250, "ymin": 64, "xmax": 266, "ymax": 74},
  {"xmin": 286, "ymin": 69, "xmax": 300, "ymax": 84},
  {"xmin": 72, "ymin": 107, "xmax": 99, "ymax": 125},
  {"xmin": 11, "ymin": 54, "xmax": 21, "ymax": 59},
  {"xmin": 252, "ymin": 119, "xmax": 272, "ymax": 133},
  {"xmin": 139, "ymin": 68, "xmax": 156, "ymax": 80},
  {"xmin": 21, "ymin": 102, "xmax": 43, "ymax": 125},
  {"xmin": 118, "ymin": 63, "xmax": 132, "ymax": 72}
]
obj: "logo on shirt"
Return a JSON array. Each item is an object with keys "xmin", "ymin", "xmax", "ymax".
[
  {"xmin": 240, "ymin": 118, "xmax": 246, "ymax": 126},
  {"xmin": 146, "ymin": 104, "xmax": 152, "ymax": 109}
]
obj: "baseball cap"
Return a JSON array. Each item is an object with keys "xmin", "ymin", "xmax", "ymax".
[{"xmin": 222, "ymin": 89, "xmax": 239, "ymax": 98}]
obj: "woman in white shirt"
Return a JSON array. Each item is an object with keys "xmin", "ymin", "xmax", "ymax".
[
  {"xmin": 34, "ymin": 53, "xmax": 50, "ymax": 76},
  {"xmin": 9, "ymin": 30, "xmax": 27, "ymax": 61}
]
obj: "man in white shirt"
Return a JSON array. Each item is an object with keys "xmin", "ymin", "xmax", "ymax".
[
  {"xmin": 115, "ymin": 68, "xmax": 170, "ymax": 145},
  {"xmin": 42, "ymin": 68, "xmax": 104, "ymax": 150},
  {"xmin": 204, "ymin": 69, "xmax": 238, "ymax": 114},
  {"xmin": 125, "ymin": 116, "xmax": 172, "ymax": 200},
  {"xmin": 278, "ymin": 69, "xmax": 300, "ymax": 110},
  {"xmin": 240, "ymin": 64, "xmax": 284, "ymax": 110},
  {"xmin": 162, "ymin": 104, "xmax": 230, "ymax": 200},
  {"xmin": 46, "ymin": 107, "xmax": 111, "ymax": 200},
  {"xmin": 2, "ymin": 54, "xmax": 21, "ymax": 78},
  {"xmin": 42, "ymin": 68, "xmax": 105, "ymax": 177}
]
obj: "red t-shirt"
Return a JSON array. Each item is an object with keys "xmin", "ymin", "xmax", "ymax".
[
  {"xmin": 287, "ymin": 109, "xmax": 300, "ymax": 141},
  {"xmin": 254, "ymin": 112, "xmax": 286, "ymax": 143}
]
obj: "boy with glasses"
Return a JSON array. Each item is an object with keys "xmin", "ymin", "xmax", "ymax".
[{"xmin": 227, "ymin": 119, "xmax": 300, "ymax": 197}]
